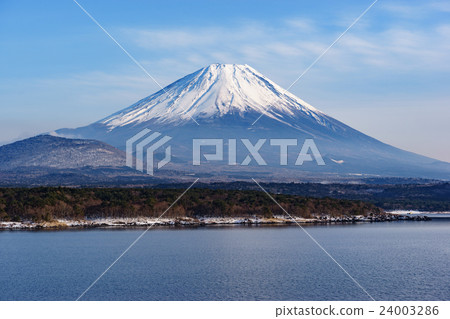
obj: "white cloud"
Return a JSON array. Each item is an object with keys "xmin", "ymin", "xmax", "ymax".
[
  {"xmin": 284, "ymin": 18, "xmax": 316, "ymax": 32},
  {"xmin": 120, "ymin": 16, "xmax": 450, "ymax": 79},
  {"xmin": 432, "ymin": 1, "xmax": 450, "ymax": 12},
  {"xmin": 380, "ymin": 1, "xmax": 450, "ymax": 17},
  {"xmin": 0, "ymin": 70, "xmax": 159, "ymax": 135}
]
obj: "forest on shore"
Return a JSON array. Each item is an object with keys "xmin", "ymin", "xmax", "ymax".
[{"xmin": 0, "ymin": 187, "xmax": 384, "ymax": 222}]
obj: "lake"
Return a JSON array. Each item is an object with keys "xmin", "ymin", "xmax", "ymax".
[{"xmin": 1, "ymin": 218, "xmax": 449, "ymax": 301}]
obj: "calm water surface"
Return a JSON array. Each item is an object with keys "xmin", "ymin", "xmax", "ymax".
[{"xmin": 1, "ymin": 219, "xmax": 449, "ymax": 300}]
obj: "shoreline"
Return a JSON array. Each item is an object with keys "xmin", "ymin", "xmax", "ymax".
[
  {"xmin": 388, "ymin": 210, "xmax": 450, "ymax": 215},
  {"xmin": 0, "ymin": 214, "xmax": 432, "ymax": 230}
]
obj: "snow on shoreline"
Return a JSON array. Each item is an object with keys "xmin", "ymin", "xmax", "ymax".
[
  {"xmin": 388, "ymin": 210, "xmax": 450, "ymax": 215},
  {"xmin": 0, "ymin": 216, "xmax": 308, "ymax": 230},
  {"xmin": 0, "ymin": 213, "xmax": 433, "ymax": 230}
]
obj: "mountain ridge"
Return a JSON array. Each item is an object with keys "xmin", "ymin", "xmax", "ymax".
[{"xmin": 0, "ymin": 135, "xmax": 126, "ymax": 170}]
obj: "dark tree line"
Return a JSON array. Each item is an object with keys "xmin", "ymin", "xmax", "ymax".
[{"xmin": 0, "ymin": 187, "xmax": 384, "ymax": 222}]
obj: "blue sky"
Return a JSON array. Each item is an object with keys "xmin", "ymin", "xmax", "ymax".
[{"xmin": 1, "ymin": 0, "xmax": 449, "ymax": 161}]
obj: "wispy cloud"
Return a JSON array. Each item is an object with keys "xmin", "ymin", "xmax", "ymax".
[
  {"xmin": 283, "ymin": 17, "xmax": 317, "ymax": 32},
  {"xmin": 381, "ymin": 1, "xmax": 450, "ymax": 16},
  {"xmin": 0, "ymin": 71, "xmax": 157, "ymax": 127},
  {"xmin": 118, "ymin": 15, "xmax": 450, "ymax": 86}
]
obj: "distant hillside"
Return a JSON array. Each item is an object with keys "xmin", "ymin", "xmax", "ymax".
[{"xmin": 0, "ymin": 135, "xmax": 126, "ymax": 170}]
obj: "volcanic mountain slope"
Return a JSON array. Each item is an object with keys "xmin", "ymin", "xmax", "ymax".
[
  {"xmin": 53, "ymin": 63, "xmax": 449, "ymax": 180},
  {"xmin": 56, "ymin": 64, "xmax": 356, "ymax": 143}
]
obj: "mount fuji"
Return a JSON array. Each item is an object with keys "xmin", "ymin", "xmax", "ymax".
[{"xmin": 53, "ymin": 63, "xmax": 449, "ymax": 180}]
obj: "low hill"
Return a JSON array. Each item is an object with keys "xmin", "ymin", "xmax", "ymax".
[{"xmin": 0, "ymin": 135, "xmax": 126, "ymax": 170}]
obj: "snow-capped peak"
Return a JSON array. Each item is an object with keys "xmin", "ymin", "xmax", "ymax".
[{"xmin": 99, "ymin": 63, "xmax": 324, "ymax": 128}]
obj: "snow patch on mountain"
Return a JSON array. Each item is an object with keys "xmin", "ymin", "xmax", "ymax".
[
  {"xmin": 99, "ymin": 64, "xmax": 326, "ymax": 128},
  {"xmin": 330, "ymin": 158, "xmax": 345, "ymax": 164}
]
